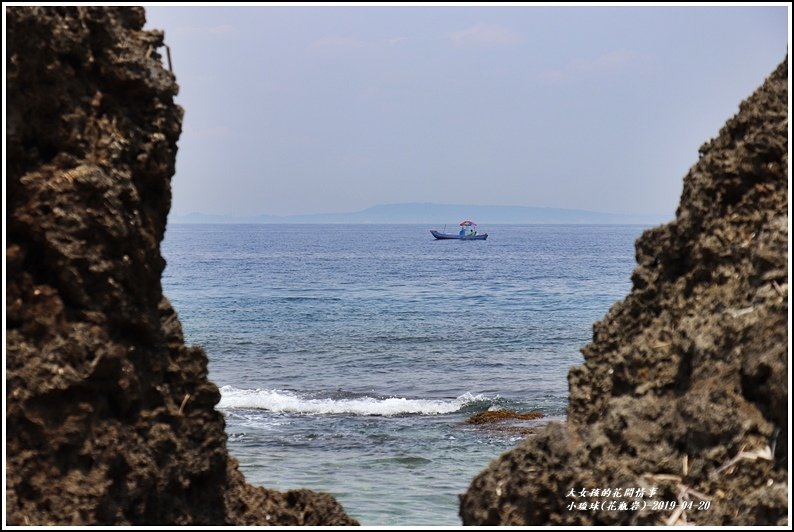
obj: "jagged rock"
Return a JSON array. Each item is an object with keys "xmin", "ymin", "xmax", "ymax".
[
  {"xmin": 5, "ymin": 6, "xmax": 357, "ymax": 525},
  {"xmin": 461, "ymin": 58, "xmax": 788, "ymax": 526}
]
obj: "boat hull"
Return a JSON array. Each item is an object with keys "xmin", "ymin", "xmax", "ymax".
[{"xmin": 430, "ymin": 230, "xmax": 488, "ymax": 240}]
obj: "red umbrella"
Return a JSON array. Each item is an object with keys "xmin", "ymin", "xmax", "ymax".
[{"xmin": 459, "ymin": 220, "xmax": 477, "ymax": 227}]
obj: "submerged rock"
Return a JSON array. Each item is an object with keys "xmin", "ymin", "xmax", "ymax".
[
  {"xmin": 466, "ymin": 410, "xmax": 544, "ymax": 424},
  {"xmin": 5, "ymin": 6, "xmax": 356, "ymax": 525},
  {"xmin": 461, "ymin": 58, "xmax": 788, "ymax": 526}
]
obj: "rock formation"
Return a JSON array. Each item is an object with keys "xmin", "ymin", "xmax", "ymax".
[
  {"xmin": 466, "ymin": 410, "xmax": 544, "ymax": 424},
  {"xmin": 461, "ymin": 58, "xmax": 788, "ymax": 526},
  {"xmin": 5, "ymin": 6, "xmax": 357, "ymax": 525}
]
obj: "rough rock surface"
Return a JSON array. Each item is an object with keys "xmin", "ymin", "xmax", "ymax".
[
  {"xmin": 461, "ymin": 59, "xmax": 788, "ymax": 526},
  {"xmin": 5, "ymin": 6, "xmax": 357, "ymax": 525}
]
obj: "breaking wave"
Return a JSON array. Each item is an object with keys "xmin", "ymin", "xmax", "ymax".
[{"xmin": 217, "ymin": 386, "xmax": 492, "ymax": 416}]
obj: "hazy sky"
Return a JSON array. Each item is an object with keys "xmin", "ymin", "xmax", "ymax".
[{"xmin": 145, "ymin": 5, "xmax": 788, "ymax": 217}]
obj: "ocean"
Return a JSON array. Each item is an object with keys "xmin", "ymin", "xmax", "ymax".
[{"xmin": 161, "ymin": 223, "xmax": 646, "ymax": 525}]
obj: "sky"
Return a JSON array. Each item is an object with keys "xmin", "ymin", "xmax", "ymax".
[{"xmin": 144, "ymin": 5, "xmax": 789, "ymax": 218}]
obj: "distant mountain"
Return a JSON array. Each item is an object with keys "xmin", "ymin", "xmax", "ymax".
[{"xmin": 169, "ymin": 203, "xmax": 669, "ymax": 225}]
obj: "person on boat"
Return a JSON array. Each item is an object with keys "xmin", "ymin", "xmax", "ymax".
[{"xmin": 459, "ymin": 227, "xmax": 466, "ymax": 237}]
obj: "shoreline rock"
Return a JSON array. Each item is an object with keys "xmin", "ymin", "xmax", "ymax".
[
  {"xmin": 5, "ymin": 6, "xmax": 357, "ymax": 525},
  {"xmin": 460, "ymin": 58, "xmax": 788, "ymax": 526}
]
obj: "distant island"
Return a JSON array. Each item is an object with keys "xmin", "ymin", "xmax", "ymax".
[{"xmin": 169, "ymin": 203, "xmax": 670, "ymax": 225}]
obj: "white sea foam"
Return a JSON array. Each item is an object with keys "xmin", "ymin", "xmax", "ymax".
[{"xmin": 218, "ymin": 386, "xmax": 487, "ymax": 416}]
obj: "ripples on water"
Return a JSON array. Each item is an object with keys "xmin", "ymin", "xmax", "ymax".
[{"xmin": 162, "ymin": 223, "xmax": 646, "ymax": 525}]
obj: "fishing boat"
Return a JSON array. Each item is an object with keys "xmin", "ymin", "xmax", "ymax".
[{"xmin": 430, "ymin": 220, "xmax": 488, "ymax": 240}]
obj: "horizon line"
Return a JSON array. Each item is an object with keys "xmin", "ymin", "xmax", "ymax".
[
  {"xmin": 170, "ymin": 201, "xmax": 671, "ymax": 219},
  {"xmin": 167, "ymin": 221, "xmax": 665, "ymax": 226}
]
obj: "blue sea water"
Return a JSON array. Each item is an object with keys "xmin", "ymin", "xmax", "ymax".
[{"xmin": 161, "ymin": 223, "xmax": 647, "ymax": 525}]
